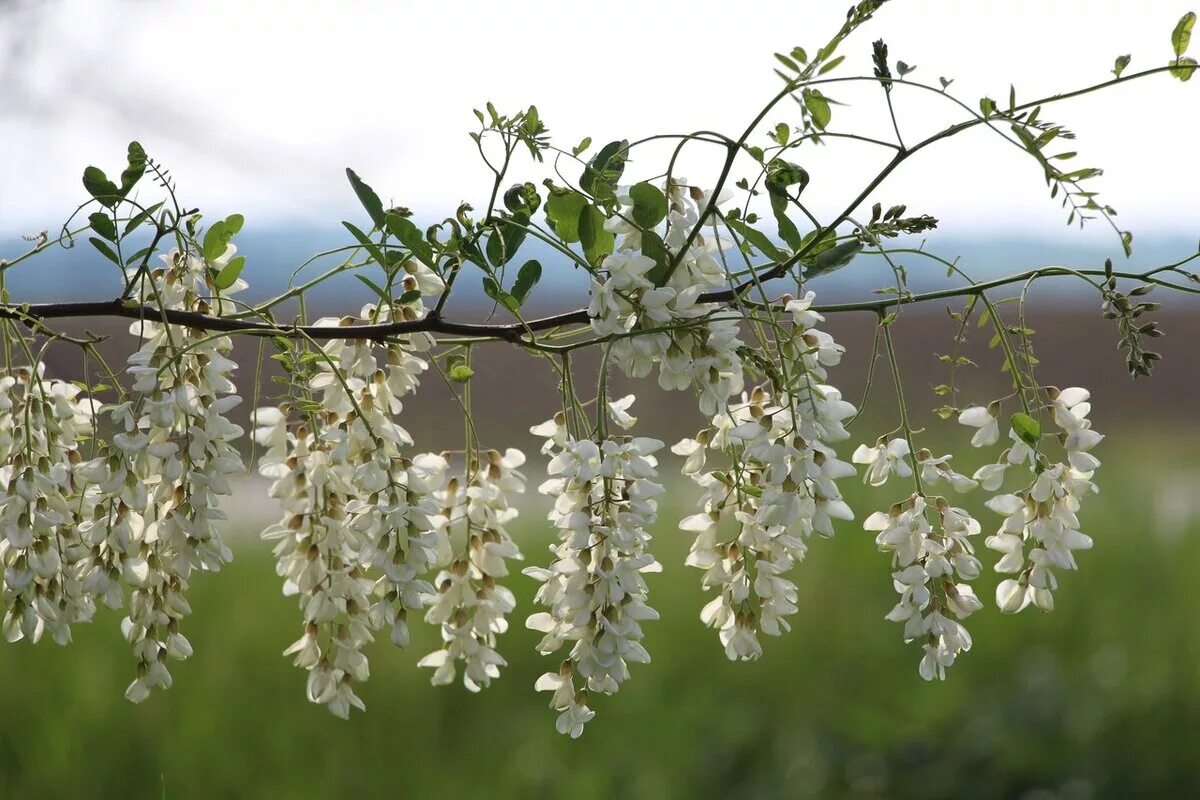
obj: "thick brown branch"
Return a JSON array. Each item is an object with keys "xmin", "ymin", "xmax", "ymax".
[
  {"xmin": 2, "ymin": 264, "xmax": 1190, "ymax": 347},
  {"xmin": 0, "ymin": 298, "xmax": 589, "ymax": 342}
]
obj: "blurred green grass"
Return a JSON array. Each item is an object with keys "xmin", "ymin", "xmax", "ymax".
[{"xmin": 1, "ymin": 432, "xmax": 1198, "ymax": 799}]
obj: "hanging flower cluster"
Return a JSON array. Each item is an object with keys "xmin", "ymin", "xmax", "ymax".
[
  {"xmin": 109, "ymin": 249, "xmax": 249, "ymax": 701},
  {"xmin": 856, "ymin": 384, "xmax": 1102, "ymax": 681},
  {"xmin": 524, "ymin": 397, "xmax": 664, "ymax": 737},
  {"xmin": 865, "ymin": 492, "xmax": 984, "ymax": 680},
  {"xmin": 418, "ymin": 446, "xmax": 526, "ymax": 692},
  {"xmin": 591, "ymin": 181, "xmax": 745, "ymax": 415},
  {"xmin": 0, "ymin": 248, "xmax": 249, "ymax": 701},
  {"xmin": 967, "ymin": 388, "xmax": 1103, "ymax": 613},
  {"xmin": 670, "ymin": 293, "xmax": 857, "ymax": 660},
  {"xmin": 0, "ymin": 366, "xmax": 99, "ymax": 646},
  {"xmin": 254, "ymin": 260, "xmax": 456, "ymax": 717}
]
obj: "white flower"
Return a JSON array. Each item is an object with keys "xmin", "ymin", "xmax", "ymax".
[
  {"xmin": 530, "ymin": 411, "xmax": 568, "ymax": 454},
  {"xmin": 958, "ymin": 405, "xmax": 1000, "ymax": 447},
  {"xmin": 783, "ymin": 291, "xmax": 824, "ymax": 329},
  {"xmin": 852, "ymin": 438, "xmax": 913, "ymax": 487},
  {"xmin": 973, "ymin": 461, "xmax": 1009, "ymax": 491},
  {"xmin": 917, "ymin": 451, "xmax": 978, "ymax": 494},
  {"xmin": 606, "ymin": 394, "xmax": 638, "ymax": 430},
  {"xmin": 670, "ymin": 436, "xmax": 707, "ymax": 475}
]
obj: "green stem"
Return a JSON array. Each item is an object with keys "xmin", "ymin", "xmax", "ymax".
[{"xmin": 881, "ymin": 320, "xmax": 923, "ymax": 497}]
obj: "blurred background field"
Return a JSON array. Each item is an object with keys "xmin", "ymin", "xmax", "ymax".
[{"xmin": 1, "ymin": 427, "xmax": 1198, "ymax": 799}]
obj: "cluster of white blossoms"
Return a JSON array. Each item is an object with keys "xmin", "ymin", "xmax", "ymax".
[
  {"xmin": 254, "ymin": 259, "xmax": 461, "ymax": 717},
  {"xmin": 962, "ymin": 388, "xmax": 1103, "ymax": 614},
  {"xmin": 590, "ymin": 181, "xmax": 745, "ymax": 416},
  {"xmin": 864, "ymin": 491, "xmax": 983, "ymax": 681},
  {"xmin": 0, "ymin": 366, "xmax": 99, "ymax": 646},
  {"xmin": 524, "ymin": 396, "xmax": 664, "ymax": 738},
  {"xmin": 858, "ymin": 386, "xmax": 1102, "ymax": 680},
  {"xmin": 1, "ymin": 248, "xmax": 248, "ymax": 701},
  {"xmin": 418, "ymin": 446, "xmax": 526, "ymax": 692},
  {"xmin": 108, "ymin": 249, "xmax": 249, "ymax": 701},
  {"xmin": 672, "ymin": 294, "xmax": 857, "ymax": 660}
]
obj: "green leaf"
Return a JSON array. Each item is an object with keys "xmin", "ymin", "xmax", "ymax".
[
  {"xmin": 1120, "ymin": 230, "xmax": 1134, "ymax": 258},
  {"xmin": 481, "ymin": 274, "xmax": 501, "ymax": 301},
  {"xmin": 398, "ymin": 289, "xmax": 422, "ymax": 305},
  {"xmin": 629, "ymin": 182, "xmax": 668, "ymax": 228},
  {"xmin": 1112, "ymin": 54, "xmax": 1131, "ymax": 78},
  {"xmin": 120, "ymin": 141, "xmax": 146, "ymax": 196},
  {"xmin": 579, "ymin": 204, "xmax": 615, "ymax": 265},
  {"xmin": 87, "ymin": 236, "xmax": 120, "ymax": 266},
  {"xmin": 765, "ymin": 160, "xmax": 810, "ymax": 195},
  {"xmin": 579, "ymin": 140, "xmax": 628, "ymax": 202},
  {"xmin": 724, "ymin": 216, "xmax": 786, "ymax": 262},
  {"xmin": 384, "ymin": 212, "xmax": 436, "ymax": 269},
  {"xmin": 355, "ymin": 274, "xmax": 394, "ymax": 304},
  {"xmin": 482, "ymin": 276, "xmax": 520, "ymax": 315},
  {"xmin": 1170, "ymin": 55, "xmax": 1197, "ymax": 81},
  {"xmin": 342, "ymin": 221, "xmax": 389, "ymax": 271},
  {"xmin": 544, "ymin": 189, "xmax": 588, "ymax": 243},
  {"xmin": 503, "ymin": 182, "xmax": 540, "ymax": 215},
  {"xmin": 124, "ymin": 245, "xmax": 154, "ymax": 266},
  {"xmin": 202, "ymin": 214, "xmax": 244, "ymax": 261},
  {"xmin": 640, "ymin": 231, "xmax": 672, "ymax": 286},
  {"xmin": 804, "ymin": 239, "xmax": 861, "ymax": 279},
  {"xmin": 511, "ymin": 259, "xmax": 542, "ymax": 305},
  {"xmin": 896, "ymin": 60, "xmax": 916, "ymax": 76},
  {"xmin": 448, "ymin": 364, "xmax": 474, "ymax": 383},
  {"xmin": 485, "ymin": 214, "xmax": 527, "ymax": 267},
  {"xmin": 1172, "ymin": 11, "xmax": 1195, "ymax": 58},
  {"xmin": 124, "ymin": 201, "xmax": 163, "ymax": 236},
  {"xmin": 345, "ymin": 168, "xmax": 386, "ymax": 229},
  {"xmin": 88, "ymin": 212, "xmax": 117, "ymax": 242},
  {"xmin": 817, "ymin": 54, "xmax": 845, "ymax": 75},
  {"xmin": 802, "ymin": 89, "xmax": 832, "ymax": 129},
  {"xmin": 764, "ymin": 161, "xmax": 809, "ymax": 252},
  {"xmin": 82, "ymin": 166, "xmax": 120, "ymax": 208},
  {"xmin": 214, "ymin": 255, "xmax": 247, "ymax": 290},
  {"xmin": 1010, "ymin": 412, "xmax": 1041, "ymax": 446},
  {"xmin": 799, "ymin": 228, "xmax": 838, "ymax": 259},
  {"xmin": 769, "ymin": 194, "xmax": 803, "ymax": 251}
]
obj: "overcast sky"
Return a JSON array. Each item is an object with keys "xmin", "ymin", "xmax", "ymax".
[{"xmin": 1, "ymin": 0, "xmax": 1197, "ymax": 244}]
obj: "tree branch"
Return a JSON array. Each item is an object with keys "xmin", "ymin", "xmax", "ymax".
[{"xmin": 3, "ymin": 262, "xmax": 1192, "ymax": 346}]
